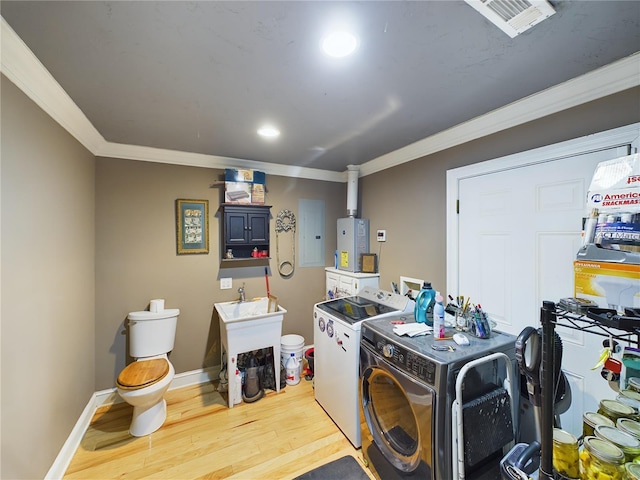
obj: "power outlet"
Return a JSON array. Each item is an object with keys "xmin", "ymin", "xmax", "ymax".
[
  {"xmin": 377, "ymin": 229, "xmax": 386, "ymax": 242},
  {"xmin": 220, "ymin": 277, "xmax": 233, "ymax": 290}
]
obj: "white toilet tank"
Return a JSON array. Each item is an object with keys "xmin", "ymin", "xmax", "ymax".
[{"xmin": 128, "ymin": 308, "xmax": 180, "ymax": 358}]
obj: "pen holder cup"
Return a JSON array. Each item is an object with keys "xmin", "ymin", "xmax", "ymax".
[{"xmin": 468, "ymin": 310, "xmax": 492, "ymax": 339}]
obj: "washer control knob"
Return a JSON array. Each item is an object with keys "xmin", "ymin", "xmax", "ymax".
[{"xmin": 382, "ymin": 344, "xmax": 394, "ymax": 358}]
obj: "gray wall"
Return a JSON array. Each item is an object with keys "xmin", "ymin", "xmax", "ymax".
[
  {"xmin": 95, "ymin": 159, "xmax": 345, "ymax": 389},
  {"xmin": 1, "ymin": 76, "xmax": 96, "ymax": 479},
  {"xmin": 1, "ymin": 69, "xmax": 638, "ymax": 478}
]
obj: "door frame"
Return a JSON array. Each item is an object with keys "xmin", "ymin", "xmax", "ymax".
[{"xmin": 446, "ymin": 123, "xmax": 640, "ymax": 298}]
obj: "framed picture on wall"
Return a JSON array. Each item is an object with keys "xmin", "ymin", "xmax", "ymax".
[{"xmin": 176, "ymin": 199, "xmax": 209, "ymax": 255}]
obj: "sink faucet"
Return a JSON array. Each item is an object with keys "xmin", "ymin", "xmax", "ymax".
[{"xmin": 238, "ymin": 283, "xmax": 246, "ymax": 303}]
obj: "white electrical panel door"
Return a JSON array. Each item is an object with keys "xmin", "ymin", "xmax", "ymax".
[{"xmin": 299, "ymin": 199, "xmax": 325, "ymax": 267}]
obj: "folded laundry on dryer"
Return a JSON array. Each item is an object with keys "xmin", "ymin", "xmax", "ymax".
[{"xmin": 393, "ymin": 323, "xmax": 432, "ymax": 337}]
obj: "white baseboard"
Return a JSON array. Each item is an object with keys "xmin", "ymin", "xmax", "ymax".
[{"xmin": 45, "ymin": 365, "xmax": 221, "ymax": 480}]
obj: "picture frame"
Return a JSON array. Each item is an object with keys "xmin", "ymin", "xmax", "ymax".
[
  {"xmin": 176, "ymin": 199, "xmax": 209, "ymax": 255},
  {"xmin": 361, "ymin": 253, "xmax": 378, "ymax": 273}
]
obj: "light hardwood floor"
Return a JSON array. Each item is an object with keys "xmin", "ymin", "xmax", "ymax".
[{"xmin": 64, "ymin": 379, "xmax": 376, "ymax": 479}]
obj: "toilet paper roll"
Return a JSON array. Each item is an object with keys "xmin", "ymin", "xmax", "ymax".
[{"xmin": 150, "ymin": 299, "xmax": 165, "ymax": 313}]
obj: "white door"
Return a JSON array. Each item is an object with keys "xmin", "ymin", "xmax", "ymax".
[{"xmin": 447, "ymin": 124, "xmax": 639, "ymax": 438}]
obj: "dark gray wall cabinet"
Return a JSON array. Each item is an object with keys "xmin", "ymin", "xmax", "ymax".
[{"xmin": 220, "ymin": 204, "xmax": 271, "ymax": 262}]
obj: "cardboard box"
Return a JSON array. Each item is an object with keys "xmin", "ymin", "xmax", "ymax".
[
  {"xmin": 224, "ymin": 169, "xmax": 266, "ymax": 204},
  {"xmin": 587, "ymin": 153, "xmax": 639, "ymax": 214},
  {"xmin": 251, "ymin": 184, "xmax": 265, "ymax": 204},
  {"xmin": 574, "ymin": 260, "xmax": 640, "ymax": 310},
  {"xmin": 224, "ymin": 182, "xmax": 251, "ymax": 204}
]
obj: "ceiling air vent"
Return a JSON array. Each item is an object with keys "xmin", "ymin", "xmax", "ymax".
[{"xmin": 464, "ymin": 0, "xmax": 556, "ymax": 38}]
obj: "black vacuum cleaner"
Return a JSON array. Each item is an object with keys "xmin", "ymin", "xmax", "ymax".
[{"xmin": 501, "ymin": 302, "xmax": 571, "ymax": 480}]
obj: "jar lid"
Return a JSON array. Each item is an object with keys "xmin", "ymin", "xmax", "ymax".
[
  {"xmin": 584, "ymin": 411, "xmax": 615, "ymax": 428},
  {"xmin": 553, "ymin": 428, "xmax": 577, "ymax": 445},
  {"xmin": 600, "ymin": 398, "xmax": 636, "ymax": 416},
  {"xmin": 595, "ymin": 425, "xmax": 640, "ymax": 449},
  {"xmin": 618, "ymin": 418, "xmax": 640, "ymax": 438},
  {"xmin": 629, "ymin": 377, "xmax": 640, "ymax": 389},
  {"xmin": 584, "ymin": 436, "xmax": 625, "ymax": 463},
  {"xmin": 622, "ymin": 389, "xmax": 640, "ymax": 401},
  {"xmin": 626, "ymin": 462, "xmax": 640, "ymax": 480}
]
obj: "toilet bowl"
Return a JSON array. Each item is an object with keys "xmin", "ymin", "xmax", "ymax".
[
  {"xmin": 116, "ymin": 355, "xmax": 175, "ymax": 437},
  {"xmin": 116, "ymin": 305, "xmax": 180, "ymax": 437}
]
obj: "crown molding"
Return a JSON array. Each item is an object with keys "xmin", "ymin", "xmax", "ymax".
[
  {"xmin": 96, "ymin": 142, "xmax": 345, "ymax": 183},
  {"xmin": 1, "ymin": 17, "xmax": 106, "ymax": 153},
  {"xmin": 2, "ymin": 16, "xmax": 638, "ymax": 182},
  {"xmin": 359, "ymin": 52, "xmax": 640, "ymax": 177}
]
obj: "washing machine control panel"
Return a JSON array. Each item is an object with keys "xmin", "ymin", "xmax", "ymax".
[{"xmin": 374, "ymin": 339, "xmax": 436, "ymax": 386}]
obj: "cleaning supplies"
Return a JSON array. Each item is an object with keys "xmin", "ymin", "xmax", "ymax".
[
  {"xmin": 433, "ymin": 293, "xmax": 445, "ymax": 339},
  {"xmin": 230, "ymin": 356, "xmax": 242, "ymax": 404},
  {"xmin": 233, "ymin": 369, "xmax": 242, "ymax": 405},
  {"xmin": 285, "ymin": 352, "xmax": 300, "ymax": 386},
  {"xmin": 414, "ymin": 282, "xmax": 436, "ymax": 325}
]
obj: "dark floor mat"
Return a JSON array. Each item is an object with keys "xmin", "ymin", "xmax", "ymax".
[{"xmin": 293, "ymin": 455, "xmax": 369, "ymax": 480}]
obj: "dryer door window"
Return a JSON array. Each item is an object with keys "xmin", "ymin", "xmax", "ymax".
[{"xmin": 362, "ymin": 366, "xmax": 434, "ymax": 473}]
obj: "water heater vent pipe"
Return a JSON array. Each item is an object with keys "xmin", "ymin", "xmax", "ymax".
[{"xmin": 346, "ymin": 165, "xmax": 359, "ymax": 217}]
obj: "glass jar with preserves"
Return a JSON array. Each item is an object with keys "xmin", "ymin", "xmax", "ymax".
[
  {"xmin": 624, "ymin": 462, "xmax": 640, "ymax": 480},
  {"xmin": 553, "ymin": 428, "xmax": 579, "ymax": 478},
  {"xmin": 584, "ymin": 411, "xmax": 616, "ymax": 438},
  {"xmin": 628, "ymin": 377, "xmax": 640, "ymax": 393},
  {"xmin": 580, "ymin": 436, "xmax": 625, "ymax": 480},
  {"xmin": 599, "ymin": 399, "xmax": 637, "ymax": 423},
  {"xmin": 595, "ymin": 425, "xmax": 640, "ymax": 462},
  {"xmin": 619, "ymin": 418, "xmax": 640, "ymax": 441},
  {"xmin": 619, "ymin": 390, "xmax": 640, "ymax": 414}
]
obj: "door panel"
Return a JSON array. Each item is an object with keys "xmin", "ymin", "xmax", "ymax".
[
  {"xmin": 456, "ymin": 146, "xmax": 628, "ymax": 437},
  {"xmin": 248, "ymin": 213, "xmax": 268, "ymax": 243},
  {"xmin": 226, "ymin": 212, "xmax": 248, "ymax": 243}
]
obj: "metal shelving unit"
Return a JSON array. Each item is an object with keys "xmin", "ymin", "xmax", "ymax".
[
  {"xmin": 538, "ymin": 302, "xmax": 640, "ymax": 480},
  {"xmin": 552, "ymin": 306, "xmax": 640, "ymax": 346}
]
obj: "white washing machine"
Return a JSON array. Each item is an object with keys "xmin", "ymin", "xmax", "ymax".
[{"xmin": 313, "ymin": 286, "xmax": 413, "ymax": 447}]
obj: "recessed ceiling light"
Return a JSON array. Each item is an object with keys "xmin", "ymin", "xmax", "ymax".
[
  {"xmin": 322, "ymin": 31, "xmax": 358, "ymax": 57},
  {"xmin": 257, "ymin": 126, "xmax": 280, "ymax": 138}
]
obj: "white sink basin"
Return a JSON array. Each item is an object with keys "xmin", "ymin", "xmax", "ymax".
[
  {"xmin": 215, "ymin": 297, "xmax": 286, "ymax": 323},
  {"xmin": 215, "ymin": 297, "xmax": 288, "ymax": 408}
]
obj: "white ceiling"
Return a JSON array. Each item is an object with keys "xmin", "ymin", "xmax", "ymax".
[{"xmin": 1, "ymin": 1, "xmax": 639, "ymax": 180}]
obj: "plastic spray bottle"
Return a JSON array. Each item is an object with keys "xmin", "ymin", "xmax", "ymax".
[
  {"xmin": 234, "ymin": 369, "xmax": 242, "ymax": 404},
  {"xmin": 414, "ymin": 282, "xmax": 436, "ymax": 325},
  {"xmin": 433, "ymin": 293, "xmax": 445, "ymax": 339}
]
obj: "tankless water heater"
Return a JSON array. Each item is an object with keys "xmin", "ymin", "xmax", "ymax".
[{"xmin": 337, "ymin": 217, "xmax": 369, "ymax": 272}]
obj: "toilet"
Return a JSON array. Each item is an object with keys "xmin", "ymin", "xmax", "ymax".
[{"xmin": 116, "ymin": 306, "xmax": 180, "ymax": 437}]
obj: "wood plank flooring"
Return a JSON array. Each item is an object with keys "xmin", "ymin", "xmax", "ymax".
[{"xmin": 64, "ymin": 379, "xmax": 376, "ymax": 479}]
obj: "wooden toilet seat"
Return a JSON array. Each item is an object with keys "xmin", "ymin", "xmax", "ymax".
[{"xmin": 116, "ymin": 358, "xmax": 170, "ymax": 390}]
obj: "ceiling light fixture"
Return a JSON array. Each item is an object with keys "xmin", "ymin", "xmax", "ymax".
[
  {"xmin": 322, "ymin": 31, "xmax": 358, "ymax": 58},
  {"xmin": 257, "ymin": 126, "xmax": 280, "ymax": 138}
]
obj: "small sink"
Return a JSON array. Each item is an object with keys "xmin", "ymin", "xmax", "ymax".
[{"xmin": 215, "ymin": 297, "xmax": 286, "ymax": 323}]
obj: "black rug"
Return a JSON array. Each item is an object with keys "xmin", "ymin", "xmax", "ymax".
[{"xmin": 293, "ymin": 455, "xmax": 370, "ymax": 480}]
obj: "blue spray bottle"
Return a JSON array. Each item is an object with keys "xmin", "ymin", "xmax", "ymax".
[{"xmin": 414, "ymin": 282, "xmax": 435, "ymax": 325}]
